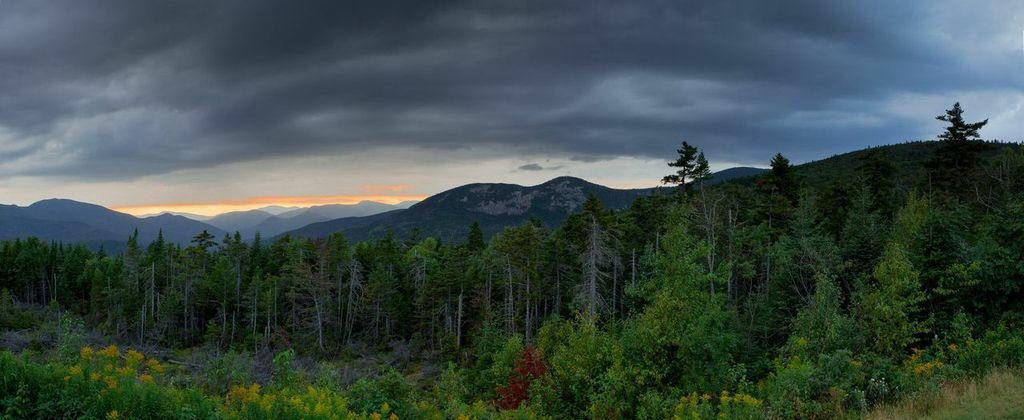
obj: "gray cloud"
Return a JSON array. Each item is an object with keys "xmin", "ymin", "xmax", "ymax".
[
  {"xmin": 0, "ymin": 0, "xmax": 1021, "ymax": 181},
  {"xmin": 516, "ymin": 162, "xmax": 564, "ymax": 172}
]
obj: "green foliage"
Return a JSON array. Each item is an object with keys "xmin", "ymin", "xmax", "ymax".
[
  {"xmin": 536, "ymin": 318, "xmax": 616, "ymax": 417},
  {"xmin": 271, "ymin": 349, "xmax": 298, "ymax": 390},
  {"xmin": 345, "ymin": 367, "xmax": 415, "ymax": 416},
  {"xmin": 946, "ymin": 325, "xmax": 1024, "ymax": 377},
  {"xmin": 0, "ymin": 347, "xmax": 219, "ymax": 420},
  {"xmin": 203, "ymin": 351, "xmax": 255, "ymax": 395},
  {"xmin": 764, "ymin": 350, "xmax": 869, "ymax": 418},
  {"xmin": 55, "ymin": 312, "xmax": 86, "ymax": 363},
  {"xmin": 862, "ymin": 245, "xmax": 925, "ymax": 356},
  {"xmin": 785, "ymin": 275, "xmax": 858, "ymax": 358}
]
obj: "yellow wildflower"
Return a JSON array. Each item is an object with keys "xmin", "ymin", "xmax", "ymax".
[
  {"xmin": 908, "ymin": 349, "xmax": 922, "ymax": 364},
  {"xmin": 90, "ymin": 372, "xmax": 101, "ymax": 381},
  {"xmin": 145, "ymin": 358, "xmax": 164, "ymax": 374},
  {"xmin": 104, "ymin": 375, "xmax": 118, "ymax": 389},
  {"xmin": 912, "ymin": 360, "xmax": 944, "ymax": 376},
  {"xmin": 116, "ymin": 366, "xmax": 132, "ymax": 377},
  {"xmin": 106, "ymin": 410, "xmax": 120, "ymax": 420},
  {"xmin": 69, "ymin": 365, "xmax": 83, "ymax": 376},
  {"xmin": 126, "ymin": 349, "xmax": 144, "ymax": 364},
  {"xmin": 389, "ymin": 414, "xmax": 399, "ymax": 420},
  {"xmin": 80, "ymin": 346, "xmax": 94, "ymax": 360},
  {"xmin": 381, "ymin": 402, "xmax": 391, "ymax": 414},
  {"xmin": 371, "ymin": 414, "xmax": 382, "ymax": 420},
  {"xmin": 456, "ymin": 415, "xmax": 470, "ymax": 420},
  {"xmin": 227, "ymin": 383, "xmax": 262, "ymax": 405},
  {"xmin": 139, "ymin": 374, "xmax": 154, "ymax": 384},
  {"xmin": 948, "ymin": 343, "xmax": 958, "ymax": 352},
  {"xmin": 100, "ymin": 344, "xmax": 119, "ymax": 359},
  {"xmin": 259, "ymin": 394, "xmax": 275, "ymax": 412},
  {"xmin": 735, "ymin": 393, "xmax": 762, "ymax": 407}
]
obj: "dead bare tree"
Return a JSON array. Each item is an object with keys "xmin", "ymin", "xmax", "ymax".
[
  {"xmin": 343, "ymin": 260, "xmax": 363, "ymax": 344},
  {"xmin": 578, "ymin": 215, "xmax": 616, "ymax": 322},
  {"xmin": 504, "ymin": 256, "xmax": 516, "ymax": 336}
]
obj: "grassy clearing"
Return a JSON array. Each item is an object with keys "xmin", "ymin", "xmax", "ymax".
[{"xmin": 868, "ymin": 369, "xmax": 1024, "ymax": 420}]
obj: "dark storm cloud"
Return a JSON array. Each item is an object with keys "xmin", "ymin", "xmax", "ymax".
[{"xmin": 0, "ymin": 0, "xmax": 1020, "ymax": 179}]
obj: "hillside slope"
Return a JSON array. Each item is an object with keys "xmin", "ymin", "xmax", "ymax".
[
  {"xmin": 284, "ymin": 176, "xmax": 657, "ymax": 241},
  {"xmin": 792, "ymin": 140, "xmax": 1021, "ymax": 188}
]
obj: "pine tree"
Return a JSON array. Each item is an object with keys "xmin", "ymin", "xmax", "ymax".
[
  {"xmin": 926, "ymin": 102, "xmax": 989, "ymax": 195},
  {"xmin": 768, "ymin": 153, "xmax": 797, "ymax": 202},
  {"xmin": 858, "ymin": 149, "xmax": 897, "ymax": 215},
  {"xmin": 860, "ymin": 195, "xmax": 928, "ymax": 356},
  {"xmin": 936, "ymin": 102, "xmax": 987, "ymax": 143},
  {"xmin": 192, "ymin": 230, "xmax": 216, "ymax": 251},
  {"xmin": 662, "ymin": 141, "xmax": 700, "ymax": 193},
  {"xmin": 467, "ymin": 222, "xmax": 485, "ymax": 252},
  {"xmin": 692, "ymin": 151, "xmax": 712, "ymax": 188}
]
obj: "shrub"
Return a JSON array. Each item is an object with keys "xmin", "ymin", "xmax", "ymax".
[
  {"xmin": 345, "ymin": 367, "xmax": 415, "ymax": 416},
  {"xmin": 495, "ymin": 345, "xmax": 546, "ymax": 410}
]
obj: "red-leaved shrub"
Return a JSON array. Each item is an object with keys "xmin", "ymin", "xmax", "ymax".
[{"xmin": 496, "ymin": 345, "xmax": 547, "ymax": 409}]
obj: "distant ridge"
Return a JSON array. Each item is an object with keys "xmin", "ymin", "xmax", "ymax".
[
  {"xmin": 137, "ymin": 211, "xmax": 213, "ymax": 221},
  {"xmin": 702, "ymin": 166, "xmax": 766, "ymax": 185},
  {"xmin": 202, "ymin": 201, "xmax": 415, "ymax": 238},
  {"xmin": 0, "ymin": 199, "xmax": 225, "ymax": 249}
]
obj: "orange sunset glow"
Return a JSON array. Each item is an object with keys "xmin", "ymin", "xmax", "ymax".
[{"xmin": 112, "ymin": 194, "xmax": 427, "ymax": 217}]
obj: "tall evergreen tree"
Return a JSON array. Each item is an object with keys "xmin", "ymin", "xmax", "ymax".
[
  {"xmin": 467, "ymin": 222, "xmax": 485, "ymax": 252},
  {"xmin": 926, "ymin": 102, "xmax": 989, "ymax": 194},
  {"xmin": 858, "ymin": 149, "xmax": 898, "ymax": 215},
  {"xmin": 662, "ymin": 141, "xmax": 700, "ymax": 193}
]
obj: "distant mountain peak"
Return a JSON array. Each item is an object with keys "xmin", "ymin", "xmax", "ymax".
[
  {"xmin": 540, "ymin": 175, "xmax": 591, "ymax": 185},
  {"xmin": 29, "ymin": 198, "xmax": 100, "ymax": 208},
  {"xmin": 284, "ymin": 177, "xmax": 657, "ymax": 242}
]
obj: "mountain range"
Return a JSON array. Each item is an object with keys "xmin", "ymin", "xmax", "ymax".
[
  {"xmin": 202, "ymin": 201, "xmax": 417, "ymax": 238},
  {"xmin": 0, "ymin": 199, "xmax": 225, "ymax": 250},
  {"xmin": 1, "ymin": 167, "xmax": 768, "ymax": 249}
]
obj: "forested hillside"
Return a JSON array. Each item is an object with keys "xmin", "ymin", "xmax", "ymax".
[{"xmin": 1, "ymin": 104, "xmax": 1023, "ymax": 418}]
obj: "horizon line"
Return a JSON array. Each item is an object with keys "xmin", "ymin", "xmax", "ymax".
[{"xmin": 112, "ymin": 194, "xmax": 428, "ymax": 217}]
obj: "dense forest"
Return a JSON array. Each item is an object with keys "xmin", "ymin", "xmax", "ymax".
[{"xmin": 1, "ymin": 103, "xmax": 1023, "ymax": 418}]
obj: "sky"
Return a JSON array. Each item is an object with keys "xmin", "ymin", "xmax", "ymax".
[{"xmin": 0, "ymin": 0, "xmax": 1022, "ymax": 216}]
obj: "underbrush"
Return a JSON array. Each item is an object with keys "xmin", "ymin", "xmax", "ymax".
[
  {"xmin": 0, "ymin": 346, "xmax": 538, "ymax": 419},
  {"xmin": 867, "ymin": 369, "xmax": 1024, "ymax": 419}
]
